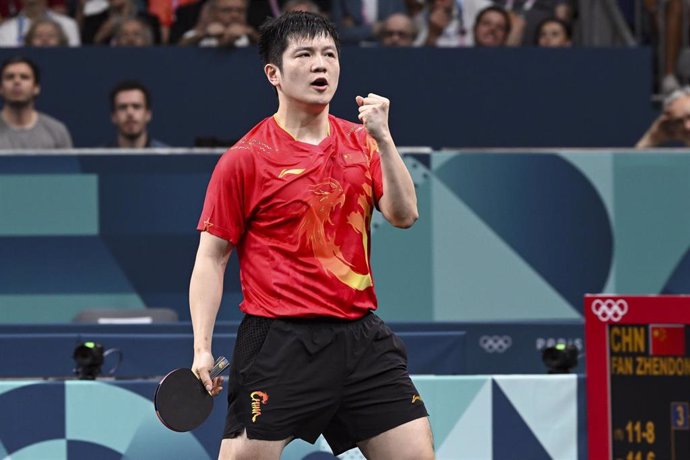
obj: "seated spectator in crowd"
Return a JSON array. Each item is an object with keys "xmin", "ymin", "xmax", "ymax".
[
  {"xmin": 178, "ymin": 0, "xmax": 257, "ymax": 47},
  {"xmin": 0, "ymin": 0, "xmax": 80, "ymax": 47},
  {"xmin": 82, "ymin": 0, "xmax": 162, "ymax": 45},
  {"xmin": 1, "ymin": 0, "xmax": 67, "ymax": 19},
  {"xmin": 282, "ymin": 0, "xmax": 322, "ymax": 14},
  {"xmin": 331, "ymin": 0, "xmax": 406, "ymax": 45},
  {"xmin": 493, "ymin": 0, "xmax": 571, "ymax": 46},
  {"xmin": 111, "ymin": 17, "xmax": 153, "ymax": 46},
  {"xmin": 24, "ymin": 17, "xmax": 68, "ymax": 46},
  {"xmin": 379, "ymin": 12, "xmax": 416, "ymax": 46},
  {"xmin": 107, "ymin": 80, "xmax": 167, "ymax": 148},
  {"xmin": 245, "ymin": 0, "xmax": 330, "ymax": 30},
  {"xmin": 169, "ymin": 0, "xmax": 206, "ymax": 44},
  {"xmin": 415, "ymin": 0, "xmax": 491, "ymax": 47},
  {"xmin": 0, "ymin": 56, "xmax": 72, "ymax": 149},
  {"xmin": 148, "ymin": 0, "xmax": 199, "ymax": 43},
  {"xmin": 636, "ymin": 86, "xmax": 690, "ymax": 148},
  {"xmin": 644, "ymin": 0, "xmax": 683, "ymax": 94},
  {"xmin": 534, "ymin": 16, "xmax": 570, "ymax": 47},
  {"xmin": 473, "ymin": 5, "xmax": 511, "ymax": 47}
]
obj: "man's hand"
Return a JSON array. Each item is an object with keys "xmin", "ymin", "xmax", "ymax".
[
  {"xmin": 636, "ymin": 113, "xmax": 679, "ymax": 148},
  {"xmin": 192, "ymin": 351, "xmax": 224, "ymax": 396},
  {"xmin": 356, "ymin": 93, "xmax": 392, "ymax": 143}
]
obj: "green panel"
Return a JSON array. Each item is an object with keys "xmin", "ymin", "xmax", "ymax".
[
  {"xmin": 66, "ymin": 382, "xmax": 208, "ymax": 458},
  {"xmin": 431, "ymin": 175, "xmax": 579, "ymax": 321},
  {"xmin": 413, "ymin": 375, "xmax": 490, "ymax": 449},
  {"xmin": 7, "ymin": 439, "xmax": 66, "ymax": 460},
  {"xmin": 0, "ymin": 294, "xmax": 145, "ymax": 323},
  {"xmin": 0, "ymin": 381, "xmax": 32, "ymax": 396},
  {"xmin": 0, "ymin": 175, "xmax": 98, "ymax": 236},
  {"xmin": 560, "ymin": 151, "xmax": 617, "ymax": 293},
  {"xmin": 372, "ymin": 156, "xmax": 433, "ymax": 321},
  {"xmin": 614, "ymin": 153, "xmax": 690, "ymax": 293}
]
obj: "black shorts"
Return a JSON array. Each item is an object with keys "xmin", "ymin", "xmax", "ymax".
[{"xmin": 223, "ymin": 312, "xmax": 428, "ymax": 455}]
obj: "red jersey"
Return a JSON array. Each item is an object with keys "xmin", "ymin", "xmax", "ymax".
[{"xmin": 198, "ymin": 114, "xmax": 384, "ymax": 319}]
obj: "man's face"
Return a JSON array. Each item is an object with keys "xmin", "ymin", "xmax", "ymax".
[
  {"xmin": 381, "ymin": 14, "xmax": 415, "ymax": 47},
  {"xmin": 269, "ymin": 34, "xmax": 340, "ymax": 109},
  {"xmin": 0, "ymin": 62, "xmax": 39, "ymax": 106},
  {"xmin": 213, "ymin": 0, "xmax": 246, "ymax": 26},
  {"xmin": 29, "ymin": 22, "xmax": 62, "ymax": 46},
  {"xmin": 474, "ymin": 11, "xmax": 508, "ymax": 47},
  {"xmin": 116, "ymin": 20, "xmax": 149, "ymax": 46},
  {"xmin": 111, "ymin": 89, "xmax": 151, "ymax": 139},
  {"xmin": 538, "ymin": 21, "xmax": 570, "ymax": 47},
  {"xmin": 664, "ymin": 95, "xmax": 690, "ymax": 143}
]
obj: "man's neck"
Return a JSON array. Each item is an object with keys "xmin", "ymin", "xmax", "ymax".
[
  {"xmin": 2, "ymin": 105, "xmax": 38, "ymax": 129},
  {"xmin": 118, "ymin": 132, "xmax": 148, "ymax": 148},
  {"xmin": 274, "ymin": 105, "xmax": 330, "ymax": 145}
]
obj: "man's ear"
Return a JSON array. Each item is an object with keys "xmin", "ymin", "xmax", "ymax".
[
  {"xmin": 33, "ymin": 84, "xmax": 41, "ymax": 98},
  {"xmin": 264, "ymin": 64, "xmax": 280, "ymax": 87}
]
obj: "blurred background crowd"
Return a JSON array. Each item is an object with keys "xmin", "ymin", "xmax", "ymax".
[
  {"xmin": 1, "ymin": 0, "xmax": 690, "ymax": 150},
  {"xmin": 0, "ymin": 0, "xmax": 688, "ymax": 94}
]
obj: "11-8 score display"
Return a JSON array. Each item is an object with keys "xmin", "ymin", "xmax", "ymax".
[{"xmin": 586, "ymin": 295, "xmax": 690, "ymax": 460}]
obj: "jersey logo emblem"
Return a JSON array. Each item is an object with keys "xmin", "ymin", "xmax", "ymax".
[{"xmin": 279, "ymin": 168, "xmax": 305, "ymax": 178}]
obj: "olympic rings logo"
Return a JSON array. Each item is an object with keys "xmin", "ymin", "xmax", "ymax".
[
  {"xmin": 479, "ymin": 335, "xmax": 512, "ymax": 353},
  {"xmin": 591, "ymin": 299, "xmax": 629, "ymax": 322}
]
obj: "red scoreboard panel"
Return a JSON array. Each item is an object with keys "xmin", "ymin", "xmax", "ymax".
[{"xmin": 586, "ymin": 295, "xmax": 690, "ymax": 460}]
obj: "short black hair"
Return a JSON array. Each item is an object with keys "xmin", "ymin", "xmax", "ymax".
[
  {"xmin": 0, "ymin": 56, "xmax": 41, "ymax": 84},
  {"xmin": 109, "ymin": 80, "xmax": 151, "ymax": 112},
  {"xmin": 258, "ymin": 11, "xmax": 340, "ymax": 69},
  {"xmin": 534, "ymin": 17, "xmax": 572, "ymax": 45}
]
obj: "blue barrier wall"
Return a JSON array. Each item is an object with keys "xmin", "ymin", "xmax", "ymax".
[
  {"xmin": 0, "ymin": 375, "xmax": 585, "ymax": 460},
  {"xmin": 0, "ymin": 47, "xmax": 655, "ymax": 148},
  {"xmin": 4, "ymin": 150, "xmax": 690, "ymax": 328}
]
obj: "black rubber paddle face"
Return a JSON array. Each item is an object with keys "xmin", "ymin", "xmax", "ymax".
[{"xmin": 154, "ymin": 368, "xmax": 213, "ymax": 432}]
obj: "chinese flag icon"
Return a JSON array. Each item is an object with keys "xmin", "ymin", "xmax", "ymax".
[{"xmin": 649, "ymin": 325, "xmax": 686, "ymax": 356}]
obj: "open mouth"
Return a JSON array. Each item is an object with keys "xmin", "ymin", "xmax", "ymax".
[{"xmin": 311, "ymin": 78, "xmax": 328, "ymax": 90}]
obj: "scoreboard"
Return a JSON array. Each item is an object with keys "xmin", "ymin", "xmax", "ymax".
[{"xmin": 586, "ymin": 295, "xmax": 690, "ymax": 460}]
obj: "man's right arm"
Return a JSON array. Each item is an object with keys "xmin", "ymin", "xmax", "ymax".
[{"xmin": 190, "ymin": 231, "xmax": 233, "ymax": 392}]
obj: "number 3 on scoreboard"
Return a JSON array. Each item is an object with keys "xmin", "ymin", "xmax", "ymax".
[{"xmin": 672, "ymin": 402, "xmax": 689, "ymax": 430}]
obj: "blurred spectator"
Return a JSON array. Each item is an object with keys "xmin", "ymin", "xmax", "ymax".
[
  {"xmin": 0, "ymin": 0, "xmax": 67, "ymax": 19},
  {"xmin": 379, "ymin": 12, "xmax": 416, "ymax": 46},
  {"xmin": 107, "ymin": 80, "xmax": 168, "ymax": 148},
  {"xmin": 0, "ymin": 56, "xmax": 73, "ymax": 149},
  {"xmin": 169, "ymin": 0, "xmax": 328, "ymax": 44},
  {"xmin": 282, "ymin": 0, "xmax": 322, "ymax": 14},
  {"xmin": 24, "ymin": 17, "xmax": 68, "ymax": 46},
  {"xmin": 493, "ymin": 0, "xmax": 571, "ymax": 46},
  {"xmin": 636, "ymin": 86, "xmax": 690, "ymax": 148},
  {"xmin": 331, "ymin": 0, "xmax": 406, "ymax": 45},
  {"xmin": 473, "ymin": 5, "xmax": 510, "ymax": 47},
  {"xmin": 0, "ymin": 0, "xmax": 80, "ymax": 47},
  {"xmin": 111, "ymin": 16, "xmax": 154, "ymax": 45},
  {"xmin": 148, "ymin": 0, "xmax": 199, "ymax": 43},
  {"xmin": 178, "ymin": 0, "xmax": 258, "ymax": 47},
  {"xmin": 415, "ymin": 0, "xmax": 491, "ymax": 47},
  {"xmin": 644, "ymin": 0, "xmax": 683, "ymax": 94},
  {"xmin": 82, "ymin": 0, "xmax": 162, "ymax": 45},
  {"xmin": 534, "ymin": 16, "xmax": 570, "ymax": 47},
  {"xmin": 169, "ymin": 0, "xmax": 205, "ymax": 44}
]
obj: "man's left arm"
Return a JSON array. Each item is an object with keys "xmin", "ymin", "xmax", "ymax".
[{"xmin": 356, "ymin": 93, "xmax": 418, "ymax": 228}]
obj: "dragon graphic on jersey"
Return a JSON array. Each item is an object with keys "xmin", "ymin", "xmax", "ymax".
[{"xmin": 298, "ymin": 178, "xmax": 373, "ymax": 291}]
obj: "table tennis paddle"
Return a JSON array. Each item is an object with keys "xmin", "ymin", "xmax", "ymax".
[{"xmin": 154, "ymin": 356, "xmax": 230, "ymax": 432}]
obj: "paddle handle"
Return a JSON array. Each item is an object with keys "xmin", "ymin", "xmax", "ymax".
[{"xmin": 210, "ymin": 356, "xmax": 230, "ymax": 379}]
